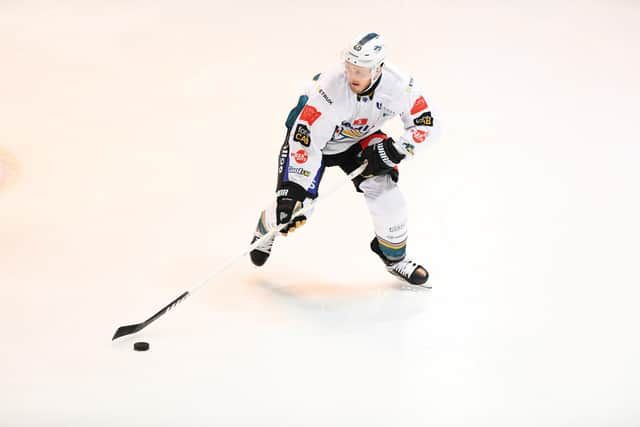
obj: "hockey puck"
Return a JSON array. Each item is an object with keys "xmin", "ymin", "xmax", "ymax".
[{"xmin": 133, "ymin": 342, "xmax": 150, "ymax": 351}]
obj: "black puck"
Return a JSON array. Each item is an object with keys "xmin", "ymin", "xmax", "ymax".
[{"xmin": 133, "ymin": 341, "xmax": 150, "ymax": 351}]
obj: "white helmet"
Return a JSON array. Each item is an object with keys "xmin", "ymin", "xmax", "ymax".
[{"xmin": 343, "ymin": 32, "xmax": 386, "ymax": 71}]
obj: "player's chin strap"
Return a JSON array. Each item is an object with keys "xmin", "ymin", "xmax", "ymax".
[{"xmin": 361, "ymin": 64, "xmax": 383, "ymax": 94}]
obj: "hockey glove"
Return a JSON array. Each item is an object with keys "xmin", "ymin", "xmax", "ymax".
[
  {"xmin": 276, "ymin": 182, "xmax": 308, "ymax": 235},
  {"xmin": 360, "ymin": 137, "xmax": 405, "ymax": 177}
]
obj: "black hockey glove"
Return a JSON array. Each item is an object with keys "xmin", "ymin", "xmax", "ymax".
[
  {"xmin": 360, "ymin": 137, "xmax": 405, "ymax": 177},
  {"xmin": 276, "ymin": 182, "xmax": 308, "ymax": 235}
]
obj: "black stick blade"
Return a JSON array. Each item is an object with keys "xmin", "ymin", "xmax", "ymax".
[
  {"xmin": 112, "ymin": 323, "xmax": 145, "ymax": 340},
  {"xmin": 112, "ymin": 291, "xmax": 190, "ymax": 340}
]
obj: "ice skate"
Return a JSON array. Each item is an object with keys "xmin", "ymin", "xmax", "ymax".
[
  {"xmin": 370, "ymin": 237, "xmax": 430, "ymax": 287},
  {"xmin": 249, "ymin": 212, "xmax": 275, "ymax": 267}
]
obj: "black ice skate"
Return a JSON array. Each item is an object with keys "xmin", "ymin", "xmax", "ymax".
[
  {"xmin": 370, "ymin": 237, "xmax": 429, "ymax": 287},
  {"xmin": 249, "ymin": 213, "xmax": 275, "ymax": 267}
]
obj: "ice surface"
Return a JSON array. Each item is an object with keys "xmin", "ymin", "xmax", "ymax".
[{"xmin": 1, "ymin": 1, "xmax": 640, "ymax": 426}]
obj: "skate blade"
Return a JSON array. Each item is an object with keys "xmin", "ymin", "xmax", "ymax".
[{"xmin": 392, "ymin": 282, "xmax": 432, "ymax": 291}]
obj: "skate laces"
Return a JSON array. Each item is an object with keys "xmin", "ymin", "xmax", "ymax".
[
  {"xmin": 390, "ymin": 259, "xmax": 419, "ymax": 278},
  {"xmin": 254, "ymin": 230, "xmax": 275, "ymax": 252}
]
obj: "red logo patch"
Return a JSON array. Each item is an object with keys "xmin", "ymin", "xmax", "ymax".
[
  {"xmin": 411, "ymin": 129, "xmax": 428, "ymax": 143},
  {"xmin": 292, "ymin": 149, "xmax": 308, "ymax": 164},
  {"xmin": 410, "ymin": 96, "xmax": 428, "ymax": 115},
  {"xmin": 353, "ymin": 118, "xmax": 368, "ymax": 126},
  {"xmin": 300, "ymin": 105, "xmax": 322, "ymax": 125}
]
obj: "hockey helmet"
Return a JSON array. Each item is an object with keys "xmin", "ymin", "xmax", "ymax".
[{"xmin": 343, "ymin": 32, "xmax": 386, "ymax": 71}]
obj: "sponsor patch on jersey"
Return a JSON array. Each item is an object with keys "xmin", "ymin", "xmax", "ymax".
[
  {"xmin": 413, "ymin": 111, "xmax": 433, "ymax": 127},
  {"xmin": 410, "ymin": 96, "xmax": 428, "ymax": 115},
  {"xmin": 353, "ymin": 118, "xmax": 368, "ymax": 126},
  {"xmin": 293, "ymin": 124, "xmax": 311, "ymax": 147},
  {"xmin": 380, "ymin": 105, "xmax": 395, "ymax": 118},
  {"xmin": 288, "ymin": 166, "xmax": 311, "ymax": 177},
  {"xmin": 316, "ymin": 86, "xmax": 333, "ymax": 105},
  {"xmin": 405, "ymin": 77, "xmax": 415, "ymax": 93},
  {"xmin": 292, "ymin": 149, "xmax": 308, "ymax": 164},
  {"xmin": 372, "ymin": 101, "xmax": 394, "ymax": 117},
  {"xmin": 411, "ymin": 128, "xmax": 428, "ymax": 143},
  {"xmin": 300, "ymin": 105, "xmax": 322, "ymax": 125},
  {"xmin": 278, "ymin": 143, "xmax": 288, "ymax": 174}
]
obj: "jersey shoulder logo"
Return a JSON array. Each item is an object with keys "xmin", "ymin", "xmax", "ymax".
[
  {"xmin": 300, "ymin": 105, "xmax": 322, "ymax": 125},
  {"xmin": 316, "ymin": 86, "xmax": 333, "ymax": 105},
  {"xmin": 410, "ymin": 96, "xmax": 428, "ymax": 115}
]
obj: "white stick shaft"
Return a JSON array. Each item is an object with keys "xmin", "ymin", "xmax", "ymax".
[{"xmin": 191, "ymin": 161, "xmax": 367, "ymax": 294}]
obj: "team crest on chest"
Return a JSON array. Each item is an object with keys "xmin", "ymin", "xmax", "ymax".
[{"xmin": 334, "ymin": 118, "xmax": 370, "ymax": 141}]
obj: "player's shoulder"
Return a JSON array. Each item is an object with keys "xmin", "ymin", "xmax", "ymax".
[
  {"xmin": 304, "ymin": 62, "xmax": 348, "ymax": 110},
  {"xmin": 378, "ymin": 62, "xmax": 415, "ymax": 97}
]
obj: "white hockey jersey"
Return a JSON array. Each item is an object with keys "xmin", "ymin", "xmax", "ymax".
[{"xmin": 282, "ymin": 62, "xmax": 437, "ymax": 195}]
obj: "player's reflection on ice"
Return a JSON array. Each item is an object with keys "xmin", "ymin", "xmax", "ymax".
[{"xmin": 252, "ymin": 276, "xmax": 431, "ymax": 325}]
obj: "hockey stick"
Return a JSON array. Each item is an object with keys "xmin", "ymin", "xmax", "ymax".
[{"xmin": 112, "ymin": 161, "xmax": 368, "ymax": 340}]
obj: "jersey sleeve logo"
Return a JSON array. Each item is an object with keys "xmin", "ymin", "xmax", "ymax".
[
  {"xmin": 300, "ymin": 105, "xmax": 322, "ymax": 125},
  {"xmin": 411, "ymin": 128, "xmax": 428, "ymax": 143},
  {"xmin": 316, "ymin": 86, "xmax": 334, "ymax": 105},
  {"xmin": 293, "ymin": 123, "xmax": 311, "ymax": 147},
  {"xmin": 292, "ymin": 149, "xmax": 309, "ymax": 164},
  {"xmin": 413, "ymin": 111, "xmax": 433, "ymax": 127},
  {"xmin": 410, "ymin": 96, "xmax": 428, "ymax": 115}
]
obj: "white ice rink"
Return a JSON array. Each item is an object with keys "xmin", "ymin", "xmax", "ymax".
[{"xmin": 2, "ymin": 1, "xmax": 640, "ymax": 425}]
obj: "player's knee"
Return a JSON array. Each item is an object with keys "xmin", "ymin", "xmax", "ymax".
[{"xmin": 359, "ymin": 174, "xmax": 397, "ymax": 198}]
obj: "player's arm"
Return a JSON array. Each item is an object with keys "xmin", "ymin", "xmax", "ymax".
[
  {"xmin": 275, "ymin": 92, "xmax": 335, "ymax": 233},
  {"xmin": 360, "ymin": 78, "xmax": 438, "ymax": 177},
  {"xmin": 396, "ymin": 82, "xmax": 438, "ymax": 158}
]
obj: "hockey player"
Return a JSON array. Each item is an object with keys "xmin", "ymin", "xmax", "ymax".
[{"xmin": 249, "ymin": 32, "xmax": 438, "ymax": 286}]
